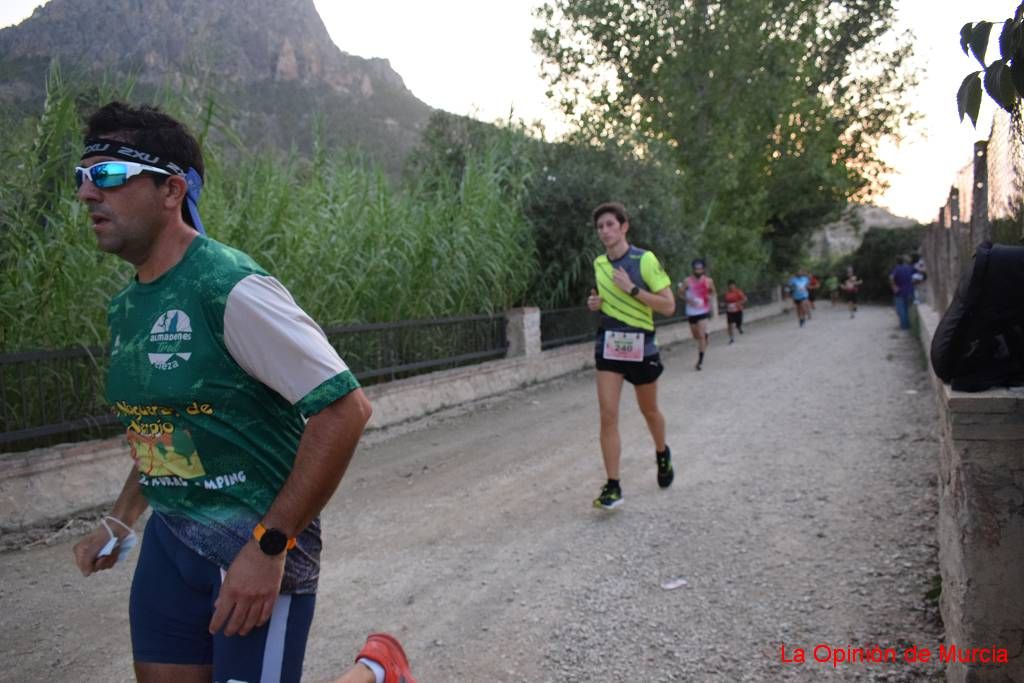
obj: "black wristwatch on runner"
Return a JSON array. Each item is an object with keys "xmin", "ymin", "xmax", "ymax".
[
  {"xmin": 253, "ymin": 522, "xmax": 296, "ymax": 555},
  {"xmin": 629, "ymin": 285, "xmax": 640, "ymax": 297}
]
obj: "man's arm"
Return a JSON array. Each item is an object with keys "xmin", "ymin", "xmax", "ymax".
[
  {"xmin": 72, "ymin": 465, "xmax": 149, "ymax": 576},
  {"xmin": 263, "ymin": 388, "xmax": 372, "ymax": 537},
  {"xmin": 637, "ymin": 286, "xmax": 676, "ymax": 317},
  {"xmin": 209, "ymin": 388, "xmax": 372, "ymax": 637},
  {"xmin": 613, "ymin": 263, "xmax": 675, "ymax": 316}
]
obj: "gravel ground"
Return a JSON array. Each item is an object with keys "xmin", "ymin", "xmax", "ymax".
[{"xmin": 0, "ymin": 303, "xmax": 943, "ymax": 682}]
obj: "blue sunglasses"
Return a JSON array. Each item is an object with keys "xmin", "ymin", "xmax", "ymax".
[{"xmin": 75, "ymin": 161, "xmax": 172, "ymax": 190}]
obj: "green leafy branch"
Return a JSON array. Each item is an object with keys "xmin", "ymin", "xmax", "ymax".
[{"xmin": 958, "ymin": 3, "xmax": 1024, "ymax": 126}]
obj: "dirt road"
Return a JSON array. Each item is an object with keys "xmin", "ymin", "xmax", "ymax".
[{"xmin": 0, "ymin": 304, "xmax": 943, "ymax": 682}]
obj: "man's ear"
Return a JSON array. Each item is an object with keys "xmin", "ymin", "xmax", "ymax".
[{"xmin": 161, "ymin": 175, "xmax": 188, "ymax": 211}]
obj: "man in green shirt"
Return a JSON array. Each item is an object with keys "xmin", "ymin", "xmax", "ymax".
[{"xmin": 69, "ymin": 101, "xmax": 388, "ymax": 683}]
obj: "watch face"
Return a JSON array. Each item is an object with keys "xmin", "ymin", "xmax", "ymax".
[{"xmin": 259, "ymin": 528, "xmax": 288, "ymax": 555}]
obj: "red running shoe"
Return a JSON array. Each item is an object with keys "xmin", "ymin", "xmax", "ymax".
[{"xmin": 356, "ymin": 633, "xmax": 417, "ymax": 683}]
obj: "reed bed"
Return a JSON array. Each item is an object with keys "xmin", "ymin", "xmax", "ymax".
[{"xmin": 0, "ymin": 66, "xmax": 535, "ymax": 353}]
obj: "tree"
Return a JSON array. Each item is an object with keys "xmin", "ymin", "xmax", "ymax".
[
  {"xmin": 533, "ymin": 0, "xmax": 916, "ymax": 276},
  {"xmin": 406, "ymin": 111, "xmax": 694, "ymax": 307},
  {"xmin": 957, "ymin": 3, "xmax": 1024, "ymax": 126}
]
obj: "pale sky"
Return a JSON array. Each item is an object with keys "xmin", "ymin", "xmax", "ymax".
[{"xmin": 1, "ymin": 0, "xmax": 1018, "ymax": 223}]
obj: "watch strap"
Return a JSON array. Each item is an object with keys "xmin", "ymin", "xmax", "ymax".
[{"xmin": 253, "ymin": 522, "xmax": 297, "ymax": 551}]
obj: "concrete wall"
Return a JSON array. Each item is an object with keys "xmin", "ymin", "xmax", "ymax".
[
  {"xmin": 0, "ymin": 298, "xmax": 785, "ymax": 531},
  {"xmin": 916, "ymin": 303, "xmax": 1024, "ymax": 682}
]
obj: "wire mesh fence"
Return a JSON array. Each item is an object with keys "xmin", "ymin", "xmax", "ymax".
[{"xmin": 926, "ymin": 109, "xmax": 1024, "ymax": 316}]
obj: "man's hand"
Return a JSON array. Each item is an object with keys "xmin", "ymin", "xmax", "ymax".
[
  {"xmin": 209, "ymin": 540, "xmax": 286, "ymax": 637},
  {"xmin": 612, "ymin": 267, "xmax": 634, "ymax": 293},
  {"xmin": 72, "ymin": 467, "xmax": 148, "ymax": 577},
  {"xmin": 72, "ymin": 525, "xmax": 121, "ymax": 576},
  {"xmin": 587, "ymin": 288, "xmax": 602, "ymax": 312}
]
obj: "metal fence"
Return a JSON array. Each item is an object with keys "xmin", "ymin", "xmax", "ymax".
[
  {"xmin": 540, "ymin": 285, "xmax": 778, "ymax": 350},
  {"xmin": 540, "ymin": 305, "xmax": 682, "ymax": 352},
  {"xmin": 2, "ymin": 284, "xmax": 782, "ymax": 452},
  {"xmin": 0, "ymin": 346, "xmax": 117, "ymax": 449},
  {"xmin": 0, "ymin": 313, "xmax": 507, "ymax": 453},
  {"xmin": 321, "ymin": 314, "xmax": 507, "ymax": 383},
  {"xmin": 540, "ymin": 307, "xmax": 598, "ymax": 350}
]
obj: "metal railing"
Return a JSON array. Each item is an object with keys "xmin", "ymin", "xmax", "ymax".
[
  {"xmin": 735, "ymin": 286, "xmax": 778, "ymax": 309},
  {"xmin": 0, "ymin": 346, "xmax": 117, "ymax": 449},
  {"xmin": 540, "ymin": 307, "xmax": 598, "ymax": 350},
  {"xmin": 1, "ymin": 313, "xmax": 507, "ymax": 453},
  {"xmin": 322, "ymin": 313, "xmax": 507, "ymax": 383},
  {"xmin": 540, "ymin": 285, "xmax": 778, "ymax": 350},
  {"xmin": 2, "ymin": 285, "xmax": 782, "ymax": 453}
]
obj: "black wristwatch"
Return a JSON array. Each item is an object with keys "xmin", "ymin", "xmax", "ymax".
[
  {"xmin": 253, "ymin": 523, "xmax": 296, "ymax": 555},
  {"xmin": 629, "ymin": 285, "xmax": 640, "ymax": 297}
]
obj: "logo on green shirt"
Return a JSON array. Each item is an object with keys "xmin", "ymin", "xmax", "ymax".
[{"xmin": 148, "ymin": 309, "xmax": 193, "ymax": 370}]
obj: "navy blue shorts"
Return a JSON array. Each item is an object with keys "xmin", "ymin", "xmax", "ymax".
[{"xmin": 130, "ymin": 513, "xmax": 316, "ymax": 682}]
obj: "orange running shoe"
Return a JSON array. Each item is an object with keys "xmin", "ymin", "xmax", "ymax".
[{"xmin": 356, "ymin": 633, "xmax": 417, "ymax": 683}]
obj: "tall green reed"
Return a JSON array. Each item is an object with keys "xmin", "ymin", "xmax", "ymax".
[
  {"xmin": 0, "ymin": 64, "xmax": 536, "ymax": 352},
  {"xmin": 0, "ymin": 62, "xmax": 137, "ymax": 351}
]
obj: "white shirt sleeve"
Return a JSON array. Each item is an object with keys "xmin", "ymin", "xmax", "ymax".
[{"xmin": 223, "ymin": 274, "xmax": 349, "ymax": 405}]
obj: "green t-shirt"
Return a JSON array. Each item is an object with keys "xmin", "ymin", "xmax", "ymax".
[{"xmin": 106, "ymin": 236, "xmax": 358, "ymax": 593}]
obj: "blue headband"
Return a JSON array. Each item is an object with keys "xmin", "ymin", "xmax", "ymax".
[{"xmin": 185, "ymin": 168, "xmax": 206, "ymax": 236}]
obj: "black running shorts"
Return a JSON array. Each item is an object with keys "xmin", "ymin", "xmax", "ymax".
[
  {"xmin": 687, "ymin": 313, "xmax": 710, "ymax": 325},
  {"xmin": 726, "ymin": 311, "xmax": 743, "ymax": 326},
  {"xmin": 595, "ymin": 353, "xmax": 664, "ymax": 385}
]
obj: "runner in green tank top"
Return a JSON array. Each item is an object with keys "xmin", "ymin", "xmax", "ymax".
[
  {"xmin": 68, "ymin": 102, "xmax": 402, "ymax": 683},
  {"xmin": 586, "ymin": 202, "xmax": 677, "ymax": 509}
]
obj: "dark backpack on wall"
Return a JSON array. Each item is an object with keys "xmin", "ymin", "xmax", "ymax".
[{"xmin": 930, "ymin": 241, "xmax": 1024, "ymax": 392}]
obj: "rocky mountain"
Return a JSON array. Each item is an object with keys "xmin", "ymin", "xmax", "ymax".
[
  {"xmin": 0, "ymin": 0, "xmax": 434, "ymax": 170},
  {"xmin": 809, "ymin": 204, "xmax": 919, "ymax": 260}
]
